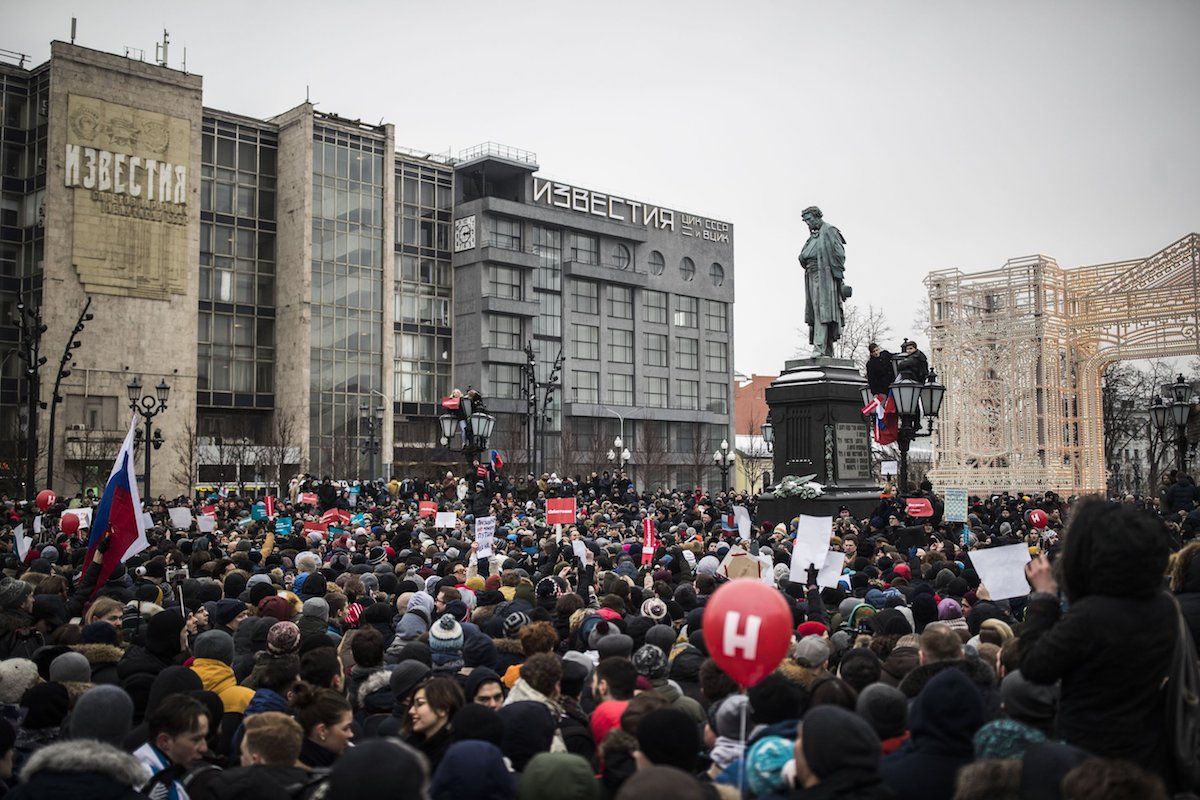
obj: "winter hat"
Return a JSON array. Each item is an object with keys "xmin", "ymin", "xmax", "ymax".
[
  {"xmin": 499, "ymin": 701, "xmax": 557, "ymax": 772},
  {"xmin": 21, "ymin": 682, "xmax": 70, "ymax": 729},
  {"xmin": 641, "ymin": 597, "xmax": 668, "ymax": 622},
  {"xmin": 211, "ymin": 598, "xmax": 245, "ymax": 627},
  {"xmin": 0, "ymin": 578, "xmax": 31, "ymax": 610},
  {"xmin": 48, "ymin": 651, "xmax": 91, "ymax": 683},
  {"xmin": 792, "ymin": 636, "xmax": 830, "ymax": 668},
  {"xmin": 390, "ymin": 660, "xmax": 432, "ymax": 701},
  {"xmin": 81, "ymin": 621, "xmax": 120, "ymax": 645},
  {"xmin": 258, "ymin": 595, "xmax": 293, "ymax": 623},
  {"xmin": 595, "ymin": 633, "xmax": 634, "ymax": 660},
  {"xmin": 696, "ymin": 555, "xmax": 720, "ymax": 576},
  {"xmin": 193, "ymin": 630, "xmax": 236, "ymax": 664},
  {"xmin": 0, "ymin": 658, "xmax": 39, "ymax": 704},
  {"xmin": 67, "ymin": 685, "xmax": 134, "ymax": 746},
  {"xmin": 518, "ymin": 753, "xmax": 598, "ymax": 800},
  {"xmin": 450, "ymin": 704, "xmax": 505, "ymax": 747},
  {"xmin": 325, "ymin": 739, "xmax": 428, "ymax": 800},
  {"xmin": 796, "ymin": 621, "xmax": 828, "ymax": 638},
  {"xmin": 974, "ymin": 718, "xmax": 1046, "ymax": 760},
  {"xmin": 635, "ymin": 708, "xmax": 700, "ymax": 771},
  {"xmin": 430, "ymin": 614, "xmax": 464, "ymax": 653},
  {"xmin": 746, "ymin": 735, "xmax": 795, "ymax": 797},
  {"xmin": 856, "ymin": 683, "xmax": 908, "ymax": 739},
  {"xmin": 267, "ymin": 621, "xmax": 301, "ymax": 655},
  {"xmin": 502, "ymin": 611, "xmax": 530, "ymax": 639},
  {"xmin": 1001, "ymin": 670, "xmax": 1059, "ymax": 729},
  {"xmin": 937, "ymin": 598, "xmax": 963, "ymax": 620},
  {"xmin": 801, "ymin": 705, "xmax": 882, "ymax": 780},
  {"xmin": 714, "ymin": 693, "xmax": 750, "ymax": 739},
  {"xmin": 535, "ymin": 577, "xmax": 562, "ymax": 601},
  {"xmin": 302, "ymin": 597, "xmax": 330, "ymax": 622},
  {"xmin": 980, "ymin": 618, "xmax": 1015, "ymax": 642},
  {"xmin": 485, "ymin": 575, "xmax": 502, "ymax": 591},
  {"xmin": 632, "ymin": 644, "xmax": 667, "ymax": 680}
]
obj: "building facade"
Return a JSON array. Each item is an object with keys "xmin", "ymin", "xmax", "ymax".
[{"xmin": 0, "ymin": 40, "xmax": 734, "ymax": 497}]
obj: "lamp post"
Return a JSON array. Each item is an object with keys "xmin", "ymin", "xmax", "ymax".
[
  {"xmin": 606, "ymin": 435, "xmax": 631, "ymax": 470},
  {"xmin": 14, "ymin": 302, "xmax": 47, "ymax": 499},
  {"xmin": 712, "ymin": 438, "xmax": 735, "ymax": 492},
  {"xmin": 45, "ymin": 298, "xmax": 94, "ymax": 491},
  {"xmin": 438, "ymin": 394, "xmax": 497, "ymax": 465},
  {"xmin": 127, "ymin": 376, "xmax": 169, "ymax": 500},
  {"xmin": 1151, "ymin": 375, "xmax": 1197, "ymax": 472},
  {"xmin": 359, "ymin": 403, "xmax": 385, "ymax": 481},
  {"xmin": 886, "ymin": 370, "xmax": 945, "ymax": 495}
]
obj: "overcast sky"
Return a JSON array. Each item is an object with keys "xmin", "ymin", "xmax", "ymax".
[{"xmin": 11, "ymin": 1, "xmax": 1200, "ymax": 377}]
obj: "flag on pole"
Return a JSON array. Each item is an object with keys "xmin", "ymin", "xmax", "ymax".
[
  {"xmin": 12, "ymin": 524, "xmax": 29, "ymax": 563},
  {"xmin": 641, "ymin": 518, "xmax": 658, "ymax": 566},
  {"xmin": 862, "ymin": 393, "xmax": 899, "ymax": 446},
  {"xmin": 87, "ymin": 416, "xmax": 149, "ymax": 599}
]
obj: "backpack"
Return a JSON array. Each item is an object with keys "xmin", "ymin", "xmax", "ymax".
[{"xmin": 1165, "ymin": 593, "xmax": 1200, "ymax": 791}]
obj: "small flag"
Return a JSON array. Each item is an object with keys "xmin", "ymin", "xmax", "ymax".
[
  {"xmin": 641, "ymin": 518, "xmax": 658, "ymax": 566},
  {"xmin": 86, "ymin": 416, "xmax": 149, "ymax": 598},
  {"xmin": 13, "ymin": 524, "xmax": 29, "ymax": 563},
  {"xmin": 490, "ymin": 450, "xmax": 504, "ymax": 471},
  {"xmin": 264, "ymin": 495, "xmax": 275, "ymax": 518}
]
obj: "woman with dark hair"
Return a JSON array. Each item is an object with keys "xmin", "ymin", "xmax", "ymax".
[
  {"xmin": 405, "ymin": 677, "xmax": 463, "ymax": 771},
  {"xmin": 292, "ymin": 685, "xmax": 353, "ymax": 769},
  {"xmin": 1021, "ymin": 498, "xmax": 1175, "ymax": 785}
]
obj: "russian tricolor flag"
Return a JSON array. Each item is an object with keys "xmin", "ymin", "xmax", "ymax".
[{"xmin": 85, "ymin": 416, "xmax": 148, "ymax": 599}]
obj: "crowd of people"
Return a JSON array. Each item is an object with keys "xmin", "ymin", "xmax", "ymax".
[{"xmin": 0, "ymin": 466, "xmax": 1196, "ymax": 800}]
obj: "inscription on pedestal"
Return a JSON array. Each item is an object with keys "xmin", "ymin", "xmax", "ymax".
[{"xmin": 835, "ymin": 423, "xmax": 871, "ymax": 481}]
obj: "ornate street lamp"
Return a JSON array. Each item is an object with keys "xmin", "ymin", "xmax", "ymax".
[
  {"xmin": 439, "ymin": 405, "xmax": 497, "ymax": 463},
  {"xmin": 713, "ymin": 438, "xmax": 735, "ymax": 492},
  {"xmin": 606, "ymin": 434, "xmax": 631, "ymax": 469},
  {"xmin": 888, "ymin": 370, "xmax": 945, "ymax": 495},
  {"xmin": 128, "ymin": 376, "xmax": 169, "ymax": 499},
  {"xmin": 1151, "ymin": 375, "xmax": 1197, "ymax": 472}
]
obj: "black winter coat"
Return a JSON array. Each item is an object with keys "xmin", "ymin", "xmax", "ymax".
[
  {"xmin": 1019, "ymin": 591, "xmax": 1175, "ymax": 777},
  {"xmin": 1177, "ymin": 557, "xmax": 1200, "ymax": 657},
  {"xmin": 0, "ymin": 608, "xmax": 43, "ymax": 661}
]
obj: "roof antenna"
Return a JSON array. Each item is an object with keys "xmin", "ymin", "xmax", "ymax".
[
  {"xmin": 182, "ymin": 47, "xmax": 187, "ymax": 74},
  {"xmin": 155, "ymin": 29, "xmax": 170, "ymax": 67},
  {"xmin": 70, "ymin": 17, "xmax": 77, "ymax": 45},
  {"xmin": 306, "ymin": 85, "xmax": 310, "ymax": 103}
]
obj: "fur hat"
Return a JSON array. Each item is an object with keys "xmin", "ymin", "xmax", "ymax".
[
  {"xmin": 640, "ymin": 597, "xmax": 668, "ymax": 622},
  {"xmin": 632, "ymin": 644, "xmax": 667, "ymax": 680},
  {"xmin": 267, "ymin": 621, "xmax": 301, "ymax": 655},
  {"xmin": 0, "ymin": 659, "xmax": 39, "ymax": 704}
]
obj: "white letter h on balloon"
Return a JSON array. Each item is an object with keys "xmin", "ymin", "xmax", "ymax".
[{"xmin": 723, "ymin": 612, "xmax": 762, "ymax": 661}]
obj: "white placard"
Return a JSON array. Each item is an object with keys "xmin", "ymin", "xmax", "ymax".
[
  {"xmin": 732, "ymin": 505, "xmax": 752, "ymax": 540},
  {"xmin": 64, "ymin": 508, "xmax": 92, "ymax": 530},
  {"xmin": 968, "ymin": 543, "xmax": 1033, "ymax": 600},
  {"xmin": 944, "ymin": 488, "xmax": 969, "ymax": 524},
  {"xmin": 197, "ymin": 514, "xmax": 217, "ymax": 534},
  {"xmin": 13, "ymin": 524, "xmax": 29, "ymax": 562},
  {"xmin": 790, "ymin": 515, "xmax": 833, "ymax": 582},
  {"xmin": 33, "ymin": 515, "xmax": 41, "ymax": 534},
  {"xmin": 816, "ymin": 550, "xmax": 847, "ymax": 589},
  {"xmin": 572, "ymin": 540, "xmax": 588, "ymax": 560},
  {"xmin": 474, "ymin": 515, "xmax": 496, "ymax": 558},
  {"xmin": 168, "ymin": 507, "xmax": 194, "ymax": 530},
  {"xmin": 881, "ymin": 460, "xmax": 898, "ymax": 476},
  {"xmin": 435, "ymin": 511, "xmax": 457, "ymax": 529}
]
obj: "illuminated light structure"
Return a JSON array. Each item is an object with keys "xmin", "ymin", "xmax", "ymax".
[{"xmin": 926, "ymin": 233, "xmax": 1200, "ymax": 494}]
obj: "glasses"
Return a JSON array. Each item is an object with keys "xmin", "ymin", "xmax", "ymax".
[{"xmin": 453, "ymin": 567, "xmax": 466, "ymax": 574}]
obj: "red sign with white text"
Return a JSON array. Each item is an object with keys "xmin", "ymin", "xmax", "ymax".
[{"xmin": 546, "ymin": 498, "xmax": 577, "ymax": 526}]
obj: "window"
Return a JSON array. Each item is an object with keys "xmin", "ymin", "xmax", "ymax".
[
  {"xmin": 644, "ymin": 290, "xmax": 667, "ymax": 324},
  {"xmin": 489, "ymin": 265, "xmax": 521, "ymax": 299},
  {"xmin": 648, "ymin": 250, "xmax": 665, "ymax": 275},
  {"xmin": 572, "ymin": 324, "xmax": 599, "ymax": 360},
  {"xmin": 571, "ymin": 280, "xmax": 598, "ymax": 314},
  {"xmin": 680, "ymin": 257, "xmax": 696, "ymax": 281},
  {"xmin": 676, "ymin": 337, "xmax": 699, "ymax": 370},
  {"xmin": 673, "ymin": 296, "xmax": 698, "ymax": 328},
  {"xmin": 608, "ymin": 285, "xmax": 632, "ymax": 319},
  {"xmin": 487, "ymin": 314, "xmax": 522, "ymax": 350},
  {"xmin": 491, "ymin": 216, "xmax": 522, "ymax": 250},
  {"xmin": 569, "ymin": 232, "xmax": 599, "ymax": 265},
  {"xmin": 607, "ymin": 373, "xmax": 634, "ymax": 405},
  {"xmin": 706, "ymin": 382, "xmax": 728, "ymax": 413},
  {"xmin": 705, "ymin": 300, "xmax": 727, "ymax": 332},
  {"xmin": 706, "ymin": 340, "xmax": 728, "ymax": 373},
  {"xmin": 531, "ymin": 226, "xmax": 562, "ymax": 290},
  {"xmin": 710, "ymin": 262, "xmax": 725, "ymax": 286},
  {"xmin": 609, "ymin": 328, "xmax": 633, "ymax": 363},
  {"xmin": 645, "ymin": 376, "xmax": 668, "ymax": 408},
  {"xmin": 645, "ymin": 333, "xmax": 668, "ymax": 367},
  {"xmin": 533, "ymin": 291, "xmax": 561, "ymax": 338},
  {"xmin": 611, "ymin": 243, "xmax": 631, "ymax": 270},
  {"xmin": 677, "ymin": 379, "xmax": 699, "ymax": 410},
  {"xmin": 488, "ymin": 364, "xmax": 521, "ymax": 399},
  {"xmin": 572, "ymin": 370, "xmax": 599, "ymax": 403}
]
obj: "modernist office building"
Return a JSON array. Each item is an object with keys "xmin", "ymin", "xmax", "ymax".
[{"xmin": 0, "ymin": 40, "xmax": 733, "ymax": 496}]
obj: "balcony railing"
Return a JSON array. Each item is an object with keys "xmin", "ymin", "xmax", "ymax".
[{"xmin": 458, "ymin": 142, "xmax": 538, "ymax": 166}]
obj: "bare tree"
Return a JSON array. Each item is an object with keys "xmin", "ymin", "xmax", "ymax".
[
  {"xmin": 737, "ymin": 404, "xmax": 770, "ymax": 493},
  {"xmin": 171, "ymin": 419, "xmax": 201, "ymax": 496},
  {"xmin": 638, "ymin": 421, "xmax": 670, "ymax": 492},
  {"xmin": 254, "ymin": 411, "xmax": 302, "ymax": 495},
  {"xmin": 686, "ymin": 423, "xmax": 712, "ymax": 491},
  {"xmin": 795, "ymin": 303, "xmax": 892, "ymax": 370}
]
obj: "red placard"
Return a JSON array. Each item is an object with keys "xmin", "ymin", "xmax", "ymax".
[
  {"xmin": 303, "ymin": 521, "xmax": 329, "ymax": 535},
  {"xmin": 642, "ymin": 518, "xmax": 658, "ymax": 566},
  {"xmin": 264, "ymin": 495, "xmax": 275, "ymax": 518},
  {"xmin": 546, "ymin": 498, "xmax": 577, "ymax": 526},
  {"xmin": 418, "ymin": 501, "xmax": 437, "ymax": 518},
  {"xmin": 321, "ymin": 508, "xmax": 351, "ymax": 526},
  {"xmin": 905, "ymin": 498, "xmax": 934, "ymax": 518},
  {"xmin": 299, "ymin": 492, "xmax": 318, "ymax": 506}
]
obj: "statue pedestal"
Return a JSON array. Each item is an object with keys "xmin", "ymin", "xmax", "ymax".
[{"xmin": 757, "ymin": 357, "xmax": 882, "ymax": 525}]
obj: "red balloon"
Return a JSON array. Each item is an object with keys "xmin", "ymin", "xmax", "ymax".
[
  {"xmin": 1028, "ymin": 509, "xmax": 1049, "ymax": 529},
  {"xmin": 702, "ymin": 579, "xmax": 793, "ymax": 688},
  {"xmin": 36, "ymin": 490, "xmax": 56, "ymax": 512},
  {"xmin": 60, "ymin": 513, "xmax": 80, "ymax": 535}
]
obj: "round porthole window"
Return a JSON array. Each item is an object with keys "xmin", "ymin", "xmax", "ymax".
[
  {"xmin": 710, "ymin": 262, "xmax": 725, "ymax": 286},
  {"xmin": 680, "ymin": 257, "xmax": 695, "ymax": 281},
  {"xmin": 648, "ymin": 250, "xmax": 665, "ymax": 275},
  {"xmin": 612, "ymin": 243, "xmax": 631, "ymax": 270}
]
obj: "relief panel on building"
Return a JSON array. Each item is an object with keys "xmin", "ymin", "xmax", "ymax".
[{"xmin": 63, "ymin": 94, "xmax": 191, "ymax": 300}]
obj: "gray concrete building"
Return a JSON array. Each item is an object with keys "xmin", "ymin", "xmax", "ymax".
[{"xmin": 0, "ymin": 39, "xmax": 734, "ymax": 497}]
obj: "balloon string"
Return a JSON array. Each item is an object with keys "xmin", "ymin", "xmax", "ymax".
[{"xmin": 738, "ymin": 689, "xmax": 747, "ymax": 798}]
